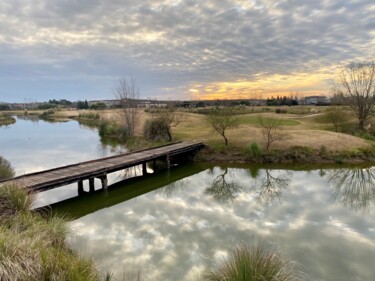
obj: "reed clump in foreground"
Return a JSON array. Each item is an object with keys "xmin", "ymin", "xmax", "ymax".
[
  {"xmin": 0, "ymin": 183, "xmax": 103, "ymax": 281},
  {"xmin": 203, "ymin": 241, "xmax": 302, "ymax": 281}
]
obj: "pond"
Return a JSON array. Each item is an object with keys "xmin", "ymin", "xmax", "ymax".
[{"xmin": 1, "ymin": 117, "xmax": 375, "ymax": 281}]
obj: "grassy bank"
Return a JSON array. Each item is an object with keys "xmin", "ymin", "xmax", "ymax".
[
  {"xmin": 0, "ymin": 184, "xmax": 104, "ymax": 281},
  {"xmin": 196, "ymin": 143, "xmax": 375, "ymax": 164}
]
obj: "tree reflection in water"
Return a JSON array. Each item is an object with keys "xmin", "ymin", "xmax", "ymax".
[
  {"xmin": 252, "ymin": 169, "xmax": 292, "ymax": 205},
  {"xmin": 205, "ymin": 168, "xmax": 292, "ymax": 205},
  {"xmin": 205, "ymin": 168, "xmax": 243, "ymax": 203},
  {"xmin": 328, "ymin": 167, "xmax": 375, "ymax": 211}
]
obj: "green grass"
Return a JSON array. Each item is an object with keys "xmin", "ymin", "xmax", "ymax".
[
  {"xmin": 203, "ymin": 241, "xmax": 300, "ymax": 281},
  {"xmin": 239, "ymin": 116, "xmax": 300, "ymax": 126}
]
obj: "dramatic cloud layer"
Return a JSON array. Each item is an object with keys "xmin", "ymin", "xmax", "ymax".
[{"xmin": 0, "ymin": 0, "xmax": 374, "ymax": 101}]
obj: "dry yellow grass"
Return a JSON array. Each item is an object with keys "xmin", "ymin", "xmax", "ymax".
[
  {"xmin": 43, "ymin": 108, "xmax": 373, "ymax": 152},
  {"xmin": 172, "ymin": 111, "xmax": 371, "ymax": 151}
]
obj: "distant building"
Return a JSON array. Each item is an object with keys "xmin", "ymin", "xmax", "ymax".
[
  {"xmin": 88, "ymin": 99, "xmax": 120, "ymax": 108},
  {"xmin": 303, "ymin": 96, "xmax": 330, "ymax": 105}
]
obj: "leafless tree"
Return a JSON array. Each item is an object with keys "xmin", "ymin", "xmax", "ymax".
[
  {"xmin": 258, "ymin": 115, "xmax": 285, "ymax": 151},
  {"xmin": 333, "ymin": 61, "xmax": 375, "ymax": 130},
  {"xmin": 206, "ymin": 107, "xmax": 240, "ymax": 146},
  {"xmin": 113, "ymin": 77, "xmax": 140, "ymax": 137}
]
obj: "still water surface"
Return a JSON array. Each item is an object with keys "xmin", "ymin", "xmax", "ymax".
[{"xmin": 1, "ymin": 117, "xmax": 375, "ymax": 281}]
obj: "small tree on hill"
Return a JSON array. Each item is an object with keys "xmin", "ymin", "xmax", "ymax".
[
  {"xmin": 207, "ymin": 107, "xmax": 239, "ymax": 146},
  {"xmin": 321, "ymin": 107, "xmax": 347, "ymax": 132},
  {"xmin": 258, "ymin": 115, "xmax": 285, "ymax": 151}
]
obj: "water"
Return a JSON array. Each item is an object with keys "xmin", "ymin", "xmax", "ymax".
[
  {"xmin": 0, "ymin": 116, "xmax": 126, "ymax": 205},
  {"xmin": 1, "ymin": 117, "xmax": 375, "ymax": 280}
]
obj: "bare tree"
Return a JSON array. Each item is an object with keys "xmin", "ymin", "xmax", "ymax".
[
  {"xmin": 333, "ymin": 61, "xmax": 375, "ymax": 130},
  {"xmin": 114, "ymin": 77, "xmax": 140, "ymax": 137},
  {"xmin": 258, "ymin": 115, "xmax": 285, "ymax": 151},
  {"xmin": 206, "ymin": 107, "xmax": 240, "ymax": 146}
]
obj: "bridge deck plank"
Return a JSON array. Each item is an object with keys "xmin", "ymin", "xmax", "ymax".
[{"xmin": 0, "ymin": 141, "xmax": 204, "ymax": 191}]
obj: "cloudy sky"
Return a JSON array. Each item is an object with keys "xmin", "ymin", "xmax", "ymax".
[{"xmin": 0, "ymin": 0, "xmax": 374, "ymax": 102}]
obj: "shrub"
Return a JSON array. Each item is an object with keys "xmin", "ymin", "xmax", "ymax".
[
  {"xmin": 319, "ymin": 145, "xmax": 329, "ymax": 159},
  {"xmin": 0, "ymin": 156, "xmax": 14, "ymax": 180},
  {"xmin": 99, "ymin": 121, "xmax": 129, "ymax": 140},
  {"xmin": 245, "ymin": 142, "xmax": 262, "ymax": 159},
  {"xmin": 143, "ymin": 118, "xmax": 170, "ymax": 141},
  {"xmin": 203, "ymin": 240, "xmax": 300, "ymax": 281}
]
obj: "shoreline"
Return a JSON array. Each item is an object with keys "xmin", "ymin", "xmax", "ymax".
[{"xmin": 194, "ymin": 145, "xmax": 375, "ymax": 166}]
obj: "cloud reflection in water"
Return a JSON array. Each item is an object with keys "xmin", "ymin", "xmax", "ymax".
[{"xmin": 69, "ymin": 167, "xmax": 375, "ymax": 281}]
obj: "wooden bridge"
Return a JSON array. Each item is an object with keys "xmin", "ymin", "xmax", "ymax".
[{"xmin": 0, "ymin": 141, "xmax": 204, "ymax": 193}]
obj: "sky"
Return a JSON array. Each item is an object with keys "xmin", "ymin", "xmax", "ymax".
[{"xmin": 0, "ymin": 0, "xmax": 374, "ymax": 102}]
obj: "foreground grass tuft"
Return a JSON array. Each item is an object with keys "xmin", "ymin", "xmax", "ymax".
[
  {"xmin": 203, "ymin": 241, "xmax": 301, "ymax": 281},
  {"xmin": 0, "ymin": 184, "xmax": 103, "ymax": 281}
]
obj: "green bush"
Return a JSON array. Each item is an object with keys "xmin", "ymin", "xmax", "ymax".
[
  {"xmin": 0, "ymin": 156, "xmax": 14, "ymax": 180},
  {"xmin": 99, "ymin": 121, "xmax": 129, "ymax": 140},
  {"xmin": 245, "ymin": 142, "xmax": 262, "ymax": 159}
]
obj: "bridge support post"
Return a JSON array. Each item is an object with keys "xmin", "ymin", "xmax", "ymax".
[
  {"xmin": 89, "ymin": 178, "xmax": 95, "ymax": 192},
  {"xmin": 142, "ymin": 162, "xmax": 147, "ymax": 176},
  {"xmin": 100, "ymin": 175, "xmax": 108, "ymax": 190},
  {"xmin": 77, "ymin": 180, "xmax": 84, "ymax": 195},
  {"xmin": 166, "ymin": 154, "xmax": 170, "ymax": 169}
]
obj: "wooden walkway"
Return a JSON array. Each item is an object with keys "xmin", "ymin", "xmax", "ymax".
[{"xmin": 0, "ymin": 141, "xmax": 204, "ymax": 192}]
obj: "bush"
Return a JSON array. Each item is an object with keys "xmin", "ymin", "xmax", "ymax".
[
  {"xmin": 0, "ymin": 156, "xmax": 14, "ymax": 180},
  {"xmin": 143, "ymin": 118, "xmax": 170, "ymax": 141},
  {"xmin": 245, "ymin": 142, "xmax": 262, "ymax": 159},
  {"xmin": 99, "ymin": 121, "xmax": 129, "ymax": 140},
  {"xmin": 203, "ymin": 240, "xmax": 300, "ymax": 281}
]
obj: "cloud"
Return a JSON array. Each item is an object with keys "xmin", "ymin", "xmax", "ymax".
[{"xmin": 0, "ymin": 0, "xmax": 374, "ymax": 101}]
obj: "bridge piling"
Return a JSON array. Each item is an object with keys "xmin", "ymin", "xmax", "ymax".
[
  {"xmin": 89, "ymin": 178, "xmax": 95, "ymax": 192},
  {"xmin": 100, "ymin": 175, "xmax": 108, "ymax": 190},
  {"xmin": 78, "ymin": 180, "xmax": 83, "ymax": 194},
  {"xmin": 142, "ymin": 162, "xmax": 147, "ymax": 176}
]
